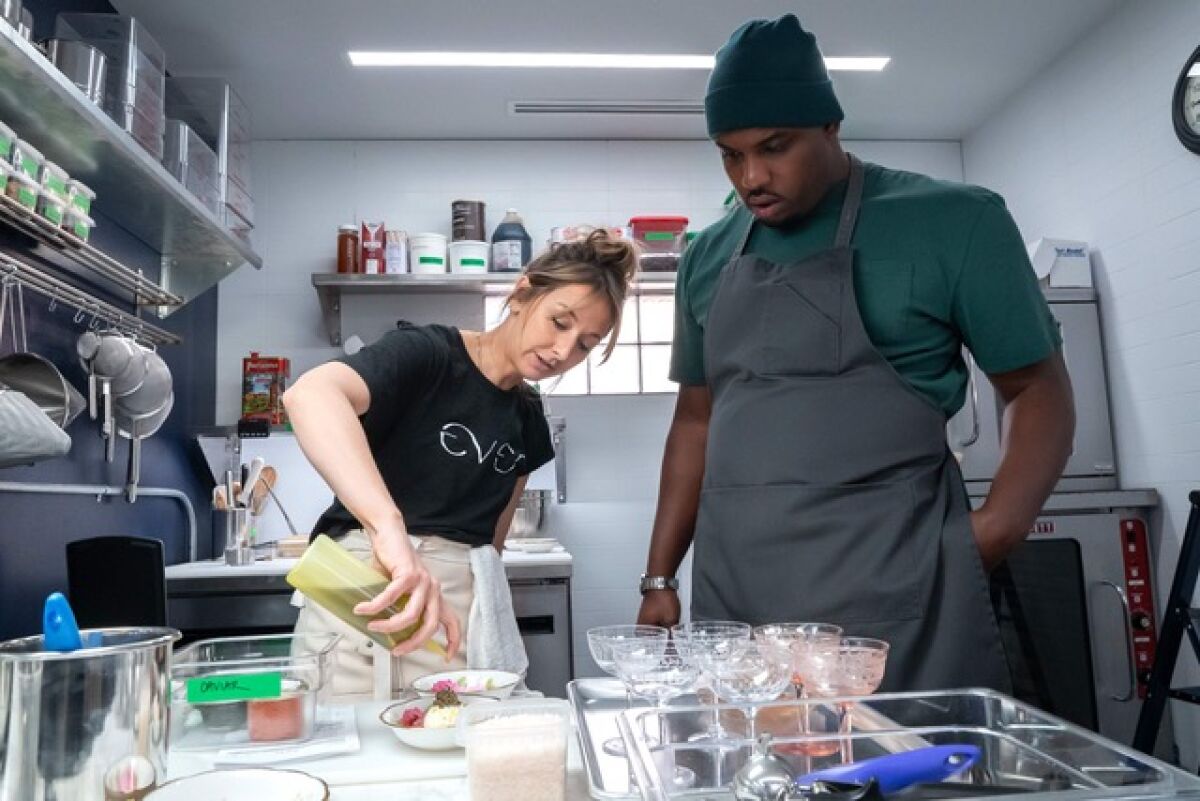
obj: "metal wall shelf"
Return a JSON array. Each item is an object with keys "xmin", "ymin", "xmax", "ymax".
[
  {"xmin": 0, "ymin": 255, "xmax": 180, "ymax": 345},
  {"xmin": 0, "ymin": 22, "xmax": 262, "ymax": 313},
  {"xmin": 311, "ymin": 271, "xmax": 677, "ymax": 346},
  {"xmin": 0, "ymin": 191, "xmax": 181, "ymax": 307}
]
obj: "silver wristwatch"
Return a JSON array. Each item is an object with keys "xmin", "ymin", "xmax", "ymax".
[{"xmin": 639, "ymin": 574, "xmax": 679, "ymax": 594}]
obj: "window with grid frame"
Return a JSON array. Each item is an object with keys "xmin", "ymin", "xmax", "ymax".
[{"xmin": 483, "ymin": 293, "xmax": 677, "ymax": 396}]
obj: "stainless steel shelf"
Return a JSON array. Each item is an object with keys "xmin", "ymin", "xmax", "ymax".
[
  {"xmin": 0, "ymin": 23, "xmax": 262, "ymax": 312},
  {"xmin": 0, "ymin": 255, "xmax": 181, "ymax": 345},
  {"xmin": 0, "ymin": 191, "xmax": 182, "ymax": 307},
  {"xmin": 311, "ymin": 271, "xmax": 677, "ymax": 346}
]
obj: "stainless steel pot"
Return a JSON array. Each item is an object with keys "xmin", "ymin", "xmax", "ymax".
[{"xmin": 0, "ymin": 626, "xmax": 180, "ymax": 801}]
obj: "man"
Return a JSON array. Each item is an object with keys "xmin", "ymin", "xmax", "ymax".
[{"xmin": 636, "ymin": 14, "xmax": 1076, "ymax": 692}]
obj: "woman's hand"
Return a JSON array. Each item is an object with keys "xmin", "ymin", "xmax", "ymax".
[{"xmin": 354, "ymin": 520, "xmax": 463, "ymax": 659}]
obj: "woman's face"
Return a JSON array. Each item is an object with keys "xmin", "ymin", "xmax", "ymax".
[{"xmin": 507, "ymin": 284, "xmax": 615, "ymax": 381}]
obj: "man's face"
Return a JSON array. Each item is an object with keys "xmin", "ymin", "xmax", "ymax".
[{"xmin": 716, "ymin": 124, "xmax": 841, "ymax": 228}]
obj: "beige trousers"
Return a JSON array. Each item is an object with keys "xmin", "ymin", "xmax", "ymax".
[{"xmin": 293, "ymin": 529, "xmax": 471, "ymax": 702}]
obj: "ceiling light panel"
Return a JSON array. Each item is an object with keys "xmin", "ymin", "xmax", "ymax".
[{"xmin": 349, "ymin": 51, "xmax": 888, "ymax": 71}]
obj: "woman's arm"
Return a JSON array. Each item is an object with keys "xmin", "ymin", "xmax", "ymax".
[
  {"xmin": 492, "ymin": 476, "xmax": 529, "ymax": 554},
  {"xmin": 283, "ymin": 362, "xmax": 461, "ymax": 659}
]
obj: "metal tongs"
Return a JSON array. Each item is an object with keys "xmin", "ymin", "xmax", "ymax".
[{"xmin": 733, "ymin": 734, "xmax": 980, "ymax": 801}]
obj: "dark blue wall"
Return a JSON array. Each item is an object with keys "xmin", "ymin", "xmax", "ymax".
[{"xmin": 0, "ymin": 0, "xmax": 220, "ymax": 640}]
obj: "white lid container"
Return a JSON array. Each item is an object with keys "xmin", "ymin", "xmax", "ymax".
[
  {"xmin": 409, "ymin": 232, "xmax": 448, "ymax": 275},
  {"xmin": 39, "ymin": 160, "xmax": 70, "ymax": 202},
  {"xmin": 460, "ymin": 698, "xmax": 571, "ymax": 801},
  {"xmin": 36, "ymin": 189, "xmax": 68, "ymax": 227},
  {"xmin": 11, "ymin": 138, "xmax": 43, "ymax": 179},
  {"xmin": 63, "ymin": 207, "xmax": 95, "ymax": 242},
  {"xmin": 6, "ymin": 169, "xmax": 40, "ymax": 209},
  {"xmin": 0, "ymin": 121, "xmax": 16, "ymax": 162},
  {"xmin": 448, "ymin": 239, "xmax": 489, "ymax": 274},
  {"xmin": 67, "ymin": 178, "xmax": 96, "ymax": 214}
]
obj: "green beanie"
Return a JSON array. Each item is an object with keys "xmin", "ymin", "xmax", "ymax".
[{"xmin": 705, "ymin": 14, "xmax": 844, "ymax": 137}]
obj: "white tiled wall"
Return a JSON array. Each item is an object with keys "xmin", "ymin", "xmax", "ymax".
[
  {"xmin": 962, "ymin": 0, "xmax": 1200, "ymax": 767},
  {"xmin": 221, "ymin": 138, "xmax": 963, "ymax": 678}
]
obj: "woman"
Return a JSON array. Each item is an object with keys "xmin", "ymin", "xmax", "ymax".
[{"xmin": 286, "ymin": 230, "xmax": 639, "ymax": 699}]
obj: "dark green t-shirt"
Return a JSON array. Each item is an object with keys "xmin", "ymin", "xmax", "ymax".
[{"xmin": 671, "ymin": 160, "xmax": 1061, "ymax": 415}]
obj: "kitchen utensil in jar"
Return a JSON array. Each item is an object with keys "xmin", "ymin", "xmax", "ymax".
[
  {"xmin": 42, "ymin": 592, "xmax": 84, "ymax": 652},
  {"xmin": 0, "ymin": 625, "xmax": 180, "ymax": 801},
  {"xmin": 239, "ymin": 456, "xmax": 265, "ymax": 507}
]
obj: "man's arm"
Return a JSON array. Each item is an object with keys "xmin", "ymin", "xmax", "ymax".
[
  {"xmin": 972, "ymin": 349, "xmax": 1075, "ymax": 570},
  {"xmin": 637, "ymin": 385, "xmax": 712, "ymax": 627}
]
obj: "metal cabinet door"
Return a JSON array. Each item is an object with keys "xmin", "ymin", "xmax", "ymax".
[
  {"xmin": 949, "ymin": 352, "xmax": 1003, "ymax": 482},
  {"xmin": 509, "ymin": 579, "xmax": 573, "ymax": 698},
  {"xmin": 1052, "ymin": 301, "xmax": 1117, "ymax": 482}
]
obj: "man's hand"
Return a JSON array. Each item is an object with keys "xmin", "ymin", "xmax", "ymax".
[
  {"xmin": 970, "ymin": 507, "xmax": 1017, "ymax": 573},
  {"xmin": 636, "ymin": 590, "xmax": 681, "ymax": 628}
]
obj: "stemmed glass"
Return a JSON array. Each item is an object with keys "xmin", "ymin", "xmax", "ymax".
[
  {"xmin": 671, "ymin": 620, "xmax": 752, "ymax": 747},
  {"xmin": 708, "ymin": 641, "xmax": 793, "ymax": 741},
  {"xmin": 586, "ymin": 624, "xmax": 669, "ymax": 756},
  {"xmin": 611, "ymin": 639, "xmax": 703, "ymax": 791},
  {"xmin": 801, "ymin": 636, "xmax": 890, "ymax": 759},
  {"xmin": 753, "ymin": 622, "xmax": 843, "ymax": 699}
]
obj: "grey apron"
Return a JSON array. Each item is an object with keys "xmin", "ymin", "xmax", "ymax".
[{"xmin": 692, "ymin": 155, "xmax": 1011, "ymax": 693}]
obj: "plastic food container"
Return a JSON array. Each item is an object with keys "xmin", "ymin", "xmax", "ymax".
[
  {"xmin": 10, "ymin": 138, "xmax": 42, "ymax": 181},
  {"xmin": 460, "ymin": 698, "xmax": 572, "ymax": 801},
  {"xmin": 0, "ymin": 120, "xmax": 16, "ymax": 164},
  {"xmin": 39, "ymin": 160, "xmax": 70, "ymax": 203},
  {"xmin": 67, "ymin": 179, "xmax": 95, "ymax": 215},
  {"xmin": 5, "ymin": 169, "xmax": 37, "ymax": 210},
  {"xmin": 449, "ymin": 239, "xmax": 489, "ymax": 274},
  {"xmin": 409, "ymin": 232, "xmax": 448, "ymax": 275},
  {"xmin": 36, "ymin": 190, "xmax": 67, "ymax": 226},
  {"xmin": 169, "ymin": 632, "xmax": 339, "ymax": 750},
  {"xmin": 629, "ymin": 215, "xmax": 688, "ymax": 272},
  {"xmin": 63, "ymin": 207, "xmax": 95, "ymax": 242}
]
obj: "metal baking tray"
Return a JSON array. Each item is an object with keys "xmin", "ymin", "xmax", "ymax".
[{"xmin": 613, "ymin": 688, "xmax": 1200, "ymax": 801}]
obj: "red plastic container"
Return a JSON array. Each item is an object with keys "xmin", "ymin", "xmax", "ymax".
[{"xmin": 629, "ymin": 215, "xmax": 688, "ymax": 271}]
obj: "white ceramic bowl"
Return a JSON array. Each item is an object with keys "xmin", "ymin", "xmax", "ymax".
[
  {"xmin": 411, "ymin": 668, "xmax": 522, "ymax": 700},
  {"xmin": 145, "ymin": 768, "xmax": 328, "ymax": 800},
  {"xmin": 380, "ymin": 695, "xmax": 497, "ymax": 750}
]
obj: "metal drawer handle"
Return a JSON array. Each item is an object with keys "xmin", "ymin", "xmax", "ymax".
[{"xmin": 1098, "ymin": 580, "xmax": 1136, "ymax": 702}]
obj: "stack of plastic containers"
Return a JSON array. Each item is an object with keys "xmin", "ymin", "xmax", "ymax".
[
  {"xmin": 165, "ymin": 77, "xmax": 254, "ymax": 238},
  {"xmin": 54, "ymin": 13, "xmax": 167, "ymax": 160},
  {"xmin": 163, "ymin": 120, "xmax": 220, "ymax": 216}
]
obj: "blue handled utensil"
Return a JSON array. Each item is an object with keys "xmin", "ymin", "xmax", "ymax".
[
  {"xmin": 795, "ymin": 745, "xmax": 981, "ymax": 796},
  {"xmin": 43, "ymin": 591, "xmax": 84, "ymax": 652}
]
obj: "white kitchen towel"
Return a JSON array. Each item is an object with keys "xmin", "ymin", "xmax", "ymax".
[{"xmin": 467, "ymin": 545, "xmax": 530, "ymax": 681}]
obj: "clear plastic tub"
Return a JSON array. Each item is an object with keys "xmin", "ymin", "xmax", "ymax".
[
  {"xmin": 39, "ymin": 160, "xmax": 70, "ymax": 203},
  {"xmin": 36, "ymin": 190, "xmax": 67, "ymax": 226},
  {"xmin": 67, "ymin": 179, "xmax": 95, "ymax": 215},
  {"xmin": 169, "ymin": 632, "xmax": 339, "ymax": 751},
  {"xmin": 629, "ymin": 215, "xmax": 688, "ymax": 254},
  {"xmin": 6, "ymin": 169, "xmax": 38, "ymax": 210},
  {"xmin": 461, "ymin": 698, "xmax": 572, "ymax": 801},
  {"xmin": 0, "ymin": 120, "xmax": 16, "ymax": 163},
  {"xmin": 10, "ymin": 137, "xmax": 42, "ymax": 181},
  {"xmin": 63, "ymin": 207, "xmax": 94, "ymax": 242}
]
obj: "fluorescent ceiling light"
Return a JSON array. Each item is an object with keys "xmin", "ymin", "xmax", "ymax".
[{"xmin": 348, "ymin": 51, "xmax": 889, "ymax": 71}]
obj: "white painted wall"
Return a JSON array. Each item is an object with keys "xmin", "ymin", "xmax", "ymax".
[
  {"xmin": 221, "ymin": 138, "xmax": 963, "ymax": 678},
  {"xmin": 962, "ymin": 0, "xmax": 1200, "ymax": 767}
]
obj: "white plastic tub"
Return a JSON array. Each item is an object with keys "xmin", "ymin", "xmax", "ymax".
[
  {"xmin": 449, "ymin": 239, "xmax": 489, "ymax": 274},
  {"xmin": 39, "ymin": 160, "xmax": 70, "ymax": 202},
  {"xmin": 63, "ymin": 208, "xmax": 95, "ymax": 242},
  {"xmin": 67, "ymin": 178, "xmax": 96, "ymax": 215},
  {"xmin": 409, "ymin": 232, "xmax": 448, "ymax": 275},
  {"xmin": 36, "ymin": 190, "xmax": 67, "ymax": 227}
]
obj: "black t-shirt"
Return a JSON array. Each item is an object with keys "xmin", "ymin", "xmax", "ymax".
[{"xmin": 311, "ymin": 323, "xmax": 555, "ymax": 547}]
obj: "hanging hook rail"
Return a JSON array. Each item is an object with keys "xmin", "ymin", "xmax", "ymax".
[
  {"xmin": 0, "ymin": 191, "xmax": 183, "ymax": 307},
  {"xmin": 0, "ymin": 254, "xmax": 181, "ymax": 345}
]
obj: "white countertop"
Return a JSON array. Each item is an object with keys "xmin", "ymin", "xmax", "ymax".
[
  {"xmin": 168, "ymin": 700, "xmax": 595, "ymax": 801},
  {"xmin": 165, "ymin": 547, "xmax": 572, "ymax": 580}
]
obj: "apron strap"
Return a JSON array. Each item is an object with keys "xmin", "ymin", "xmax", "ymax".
[
  {"xmin": 731, "ymin": 209, "xmax": 756, "ymax": 262},
  {"xmin": 834, "ymin": 153, "xmax": 865, "ymax": 249}
]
